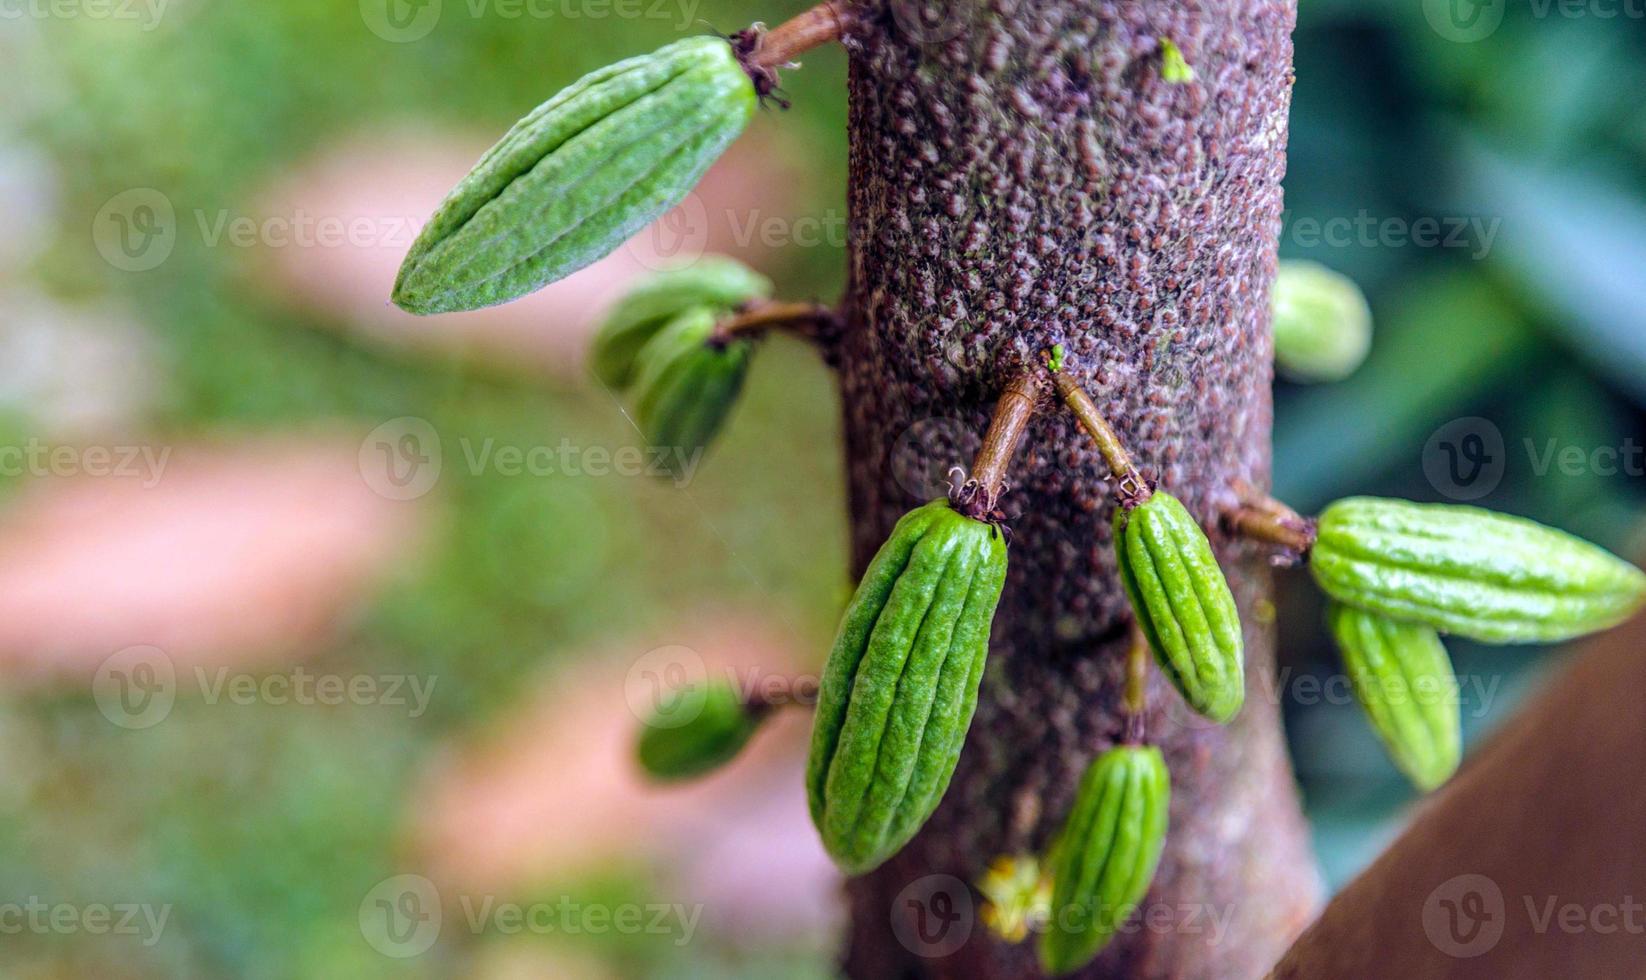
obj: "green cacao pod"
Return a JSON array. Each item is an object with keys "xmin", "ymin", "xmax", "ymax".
[
  {"xmin": 1272, "ymin": 260, "xmax": 1372, "ymax": 383},
  {"xmin": 393, "ymin": 36, "xmax": 757, "ymax": 315},
  {"xmin": 1113, "ymin": 492, "xmax": 1245, "ymax": 723},
  {"xmin": 591, "ymin": 257, "xmax": 771, "ymax": 389},
  {"xmin": 807, "ymin": 499, "xmax": 1009, "ymax": 875},
  {"xmin": 628, "ymin": 306, "xmax": 751, "ymax": 478},
  {"xmin": 1038, "ymin": 745, "xmax": 1170, "ymax": 977},
  {"xmin": 1311, "ymin": 496, "xmax": 1646, "ymax": 643},
  {"xmin": 635, "ymin": 679, "xmax": 762, "ymax": 782},
  {"xmin": 1327, "ymin": 602, "xmax": 1460, "ymax": 791}
]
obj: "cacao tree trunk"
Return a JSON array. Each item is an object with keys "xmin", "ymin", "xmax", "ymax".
[{"xmin": 830, "ymin": 2, "xmax": 1321, "ymax": 975}]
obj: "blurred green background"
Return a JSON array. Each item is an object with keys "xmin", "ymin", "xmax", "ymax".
[{"xmin": 2, "ymin": 0, "xmax": 1644, "ymax": 975}]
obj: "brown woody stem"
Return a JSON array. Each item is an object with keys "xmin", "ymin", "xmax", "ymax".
[
  {"xmin": 737, "ymin": 673, "xmax": 818, "ymax": 716},
  {"xmin": 1225, "ymin": 502, "xmax": 1317, "ymax": 563},
  {"xmin": 1054, "ymin": 373, "xmax": 1150, "ymax": 507},
  {"xmin": 1123, "ymin": 625, "xmax": 1149, "ymax": 743},
  {"xmin": 750, "ymin": 2, "xmax": 847, "ymax": 68},
  {"xmin": 712, "ymin": 299, "xmax": 837, "ymax": 345},
  {"xmin": 956, "ymin": 373, "xmax": 1039, "ymax": 520}
]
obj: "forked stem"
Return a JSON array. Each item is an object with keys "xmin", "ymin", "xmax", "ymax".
[{"xmin": 1053, "ymin": 373, "xmax": 1150, "ymax": 507}]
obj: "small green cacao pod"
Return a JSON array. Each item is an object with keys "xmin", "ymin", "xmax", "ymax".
[
  {"xmin": 1327, "ymin": 602, "xmax": 1460, "ymax": 791},
  {"xmin": 1272, "ymin": 260, "xmax": 1372, "ymax": 383},
  {"xmin": 635, "ymin": 679, "xmax": 763, "ymax": 782},
  {"xmin": 807, "ymin": 499, "xmax": 1009, "ymax": 875},
  {"xmin": 629, "ymin": 306, "xmax": 751, "ymax": 478},
  {"xmin": 393, "ymin": 36, "xmax": 757, "ymax": 315},
  {"xmin": 591, "ymin": 257, "xmax": 771, "ymax": 389},
  {"xmin": 1038, "ymin": 745, "xmax": 1170, "ymax": 977},
  {"xmin": 1311, "ymin": 496, "xmax": 1646, "ymax": 643},
  {"xmin": 1114, "ymin": 492, "xmax": 1245, "ymax": 723}
]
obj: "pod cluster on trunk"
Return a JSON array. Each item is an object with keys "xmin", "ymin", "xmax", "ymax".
[
  {"xmin": 626, "ymin": 308, "xmax": 752, "ymax": 477},
  {"xmin": 591, "ymin": 257, "xmax": 771, "ymax": 389},
  {"xmin": 588, "ymin": 258, "xmax": 769, "ymax": 478}
]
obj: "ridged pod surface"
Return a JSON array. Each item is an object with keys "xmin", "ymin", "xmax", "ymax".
[
  {"xmin": 1114, "ymin": 492, "xmax": 1245, "ymax": 722},
  {"xmin": 629, "ymin": 306, "xmax": 751, "ymax": 478},
  {"xmin": 1038, "ymin": 745, "xmax": 1170, "ymax": 977},
  {"xmin": 807, "ymin": 499, "xmax": 1009, "ymax": 875},
  {"xmin": 1312, "ymin": 497, "xmax": 1646, "ymax": 643},
  {"xmin": 1327, "ymin": 603, "xmax": 1459, "ymax": 791},
  {"xmin": 591, "ymin": 257, "xmax": 770, "ymax": 389},
  {"xmin": 635, "ymin": 680, "xmax": 761, "ymax": 782},
  {"xmin": 393, "ymin": 37, "xmax": 756, "ymax": 314}
]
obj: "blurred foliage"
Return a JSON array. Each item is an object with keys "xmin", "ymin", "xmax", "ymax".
[
  {"xmin": 1, "ymin": 0, "xmax": 1644, "ymax": 974},
  {"xmin": 1280, "ymin": 0, "xmax": 1646, "ymax": 884}
]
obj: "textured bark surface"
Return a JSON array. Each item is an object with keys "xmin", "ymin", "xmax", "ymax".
[{"xmin": 829, "ymin": 1, "xmax": 1321, "ymax": 976}]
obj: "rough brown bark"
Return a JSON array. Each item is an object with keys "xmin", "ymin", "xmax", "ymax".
[
  {"xmin": 828, "ymin": 1, "xmax": 1320, "ymax": 976},
  {"xmin": 1271, "ymin": 610, "xmax": 1646, "ymax": 980}
]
